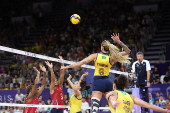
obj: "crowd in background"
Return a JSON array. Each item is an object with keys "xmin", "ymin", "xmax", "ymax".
[{"xmin": 0, "ymin": 0, "xmax": 169, "ymax": 112}]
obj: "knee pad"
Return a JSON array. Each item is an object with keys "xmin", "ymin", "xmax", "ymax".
[{"xmin": 91, "ymin": 97, "xmax": 100, "ymax": 113}]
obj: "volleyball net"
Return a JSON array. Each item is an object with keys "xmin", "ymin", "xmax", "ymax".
[
  {"xmin": 0, "ymin": 45, "xmax": 132, "ymax": 111},
  {"xmin": 0, "ymin": 45, "xmax": 129, "ymax": 75}
]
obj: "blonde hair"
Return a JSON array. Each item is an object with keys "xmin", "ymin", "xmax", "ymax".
[{"xmin": 101, "ymin": 40, "xmax": 131, "ymax": 64}]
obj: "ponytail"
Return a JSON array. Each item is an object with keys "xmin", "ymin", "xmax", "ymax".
[{"xmin": 101, "ymin": 40, "xmax": 131, "ymax": 64}]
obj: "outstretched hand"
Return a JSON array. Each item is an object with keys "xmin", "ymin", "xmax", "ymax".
[
  {"xmin": 67, "ymin": 74, "xmax": 72, "ymax": 80},
  {"xmin": 33, "ymin": 67, "xmax": 40, "ymax": 75},
  {"xmin": 58, "ymin": 56, "xmax": 63, "ymax": 60},
  {"xmin": 45, "ymin": 61, "xmax": 53, "ymax": 69},
  {"xmin": 39, "ymin": 65, "xmax": 46, "ymax": 72},
  {"xmin": 33, "ymin": 67, "xmax": 40, "ymax": 84},
  {"xmin": 82, "ymin": 72, "xmax": 89, "ymax": 76},
  {"xmin": 111, "ymin": 33, "xmax": 121, "ymax": 44}
]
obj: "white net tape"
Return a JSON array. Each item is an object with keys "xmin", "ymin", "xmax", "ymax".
[
  {"xmin": 0, "ymin": 103, "xmax": 110, "ymax": 110},
  {"xmin": 0, "ymin": 45, "xmax": 129, "ymax": 75}
]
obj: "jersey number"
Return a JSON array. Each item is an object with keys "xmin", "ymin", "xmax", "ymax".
[{"xmin": 99, "ymin": 68, "xmax": 104, "ymax": 75}]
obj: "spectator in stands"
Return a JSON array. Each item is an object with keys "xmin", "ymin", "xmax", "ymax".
[
  {"xmin": 38, "ymin": 100, "xmax": 47, "ymax": 113},
  {"xmin": 165, "ymin": 72, "xmax": 170, "ymax": 78},
  {"xmin": 17, "ymin": 74, "xmax": 25, "ymax": 86},
  {"xmin": 38, "ymin": 96, "xmax": 43, "ymax": 103},
  {"xmin": 149, "ymin": 93, "xmax": 154, "ymax": 104},
  {"xmin": 15, "ymin": 89, "xmax": 25, "ymax": 103},
  {"xmin": 67, "ymin": 86, "xmax": 74, "ymax": 98},
  {"xmin": 155, "ymin": 78, "xmax": 162, "ymax": 84},
  {"xmin": 0, "ymin": 83, "xmax": 8, "ymax": 90},
  {"xmin": 0, "ymin": 100, "xmax": 8, "ymax": 112},
  {"xmin": 165, "ymin": 99, "xmax": 170, "ymax": 110},
  {"xmin": 13, "ymin": 106, "xmax": 23, "ymax": 113},
  {"xmin": 167, "ymin": 86, "xmax": 170, "ymax": 98},
  {"xmin": 164, "ymin": 76, "xmax": 170, "ymax": 84},
  {"xmin": 64, "ymin": 94, "xmax": 69, "ymax": 105},
  {"xmin": 86, "ymin": 94, "xmax": 92, "ymax": 106},
  {"xmin": 159, "ymin": 95, "xmax": 166, "ymax": 105},
  {"xmin": 81, "ymin": 87, "xmax": 88, "ymax": 98},
  {"xmin": 0, "ymin": 75, "xmax": 6, "ymax": 85},
  {"xmin": 155, "ymin": 92, "xmax": 161, "ymax": 100},
  {"xmin": 168, "ymin": 94, "xmax": 170, "ymax": 101},
  {"xmin": 87, "ymin": 83, "xmax": 93, "ymax": 95},
  {"xmin": 154, "ymin": 100, "xmax": 162, "ymax": 107},
  {"xmin": 152, "ymin": 66, "xmax": 160, "ymax": 79},
  {"xmin": 166, "ymin": 66, "xmax": 170, "ymax": 75},
  {"xmin": 46, "ymin": 98, "xmax": 52, "ymax": 105},
  {"xmin": 9, "ymin": 98, "xmax": 13, "ymax": 103},
  {"xmin": 82, "ymin": 97, "xmax": 90, "ymax": 113}
]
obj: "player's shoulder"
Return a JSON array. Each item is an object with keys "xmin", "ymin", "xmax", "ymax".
[
  {"xmin": 143, "ymin": 59, "xmax": 150, "ymax": 64},
  {"xmin": 133, "ymin": 61, "xmax": 138, "ymax": 64}
]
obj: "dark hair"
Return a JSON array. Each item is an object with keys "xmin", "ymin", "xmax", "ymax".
[
  {"xmin": 164, "ymin": 76, "xmax": 170, "ymax": 83},
  {"xmin": 80, "ymin": 80, "xmax": 86, "ymax": 90},
  {"xmin": 114, "ymin": 75, "xmax": 129, "ymax": 89},
  {"xmin": 136, "ymin": 51, "xmax": 144, "ymax": 56},
  {"xmin": 26, "ymin": 85, "xmax": 32, "ymax": 94}
]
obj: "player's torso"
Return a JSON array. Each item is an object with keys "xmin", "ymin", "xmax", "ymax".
[
  {"xmin": 70, "ymin": 94, "xmax": 82, "ymax": 113},
  {"xmin": 94, "ymin": 53, "xmax": 112, "ymax": 76},
  {"xmin": 51, "ymin": 86, "xmax": 65, "ymax": 105},
  {"xmin": 24, "ymin": 96, "xmax": 39, "ymax": 113},
  {"xmin": 109, "ymin": 90, "xmax": 134, "ymax": 113}
]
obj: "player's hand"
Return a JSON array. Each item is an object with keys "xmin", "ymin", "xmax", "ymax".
[
  {"xmin": 167, "ymin": 109, "xmax": 170, "ymax": 113},
  {"xmin": 82, "ymin": 72, "xmax": 89, "ymax": 76},
  {"xmin": 67, "ymin": 74, "xmax": 72, "ymax": 80},
  {"xmin": 111, "ymin": 33, "xmax": 121, "ymax": 44},
  {"xmin": 45, "ymin": 61, "xmax": 53, "ymax": 69},
  {"xmin": 111, "ymin": 100, "xmax": 120, "ymax": 110},
  {"xmin": 39, "ymin": 65, "xmax": 46, "ymax": 72},
  {"xmin": 58, "ymin": 56, "xmax": 63, "ymax": 59},
  {"xmin": 33, "ymin": 67, "xmax": 40, "ymax": 75},
  {"xmin": 33, "ymin": 67, "xmax": 40, "ymax": 84},
  {"xmin": 147, "ymin": 82, "xmax": 151, "ymax": 87}
]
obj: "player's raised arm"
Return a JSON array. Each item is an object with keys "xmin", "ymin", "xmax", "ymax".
[
  {"xmin": 58, "ymin": 56, "xmax": 65, "ymax": 86},
  {"xmin": 45, "ymin": 61, "xmax": 55, "ymax": 93},
  {"xmin": 67, "ymin": 74, "xmax": 82, "ymax": 99},
  {"xmin": 27, "ymin": 67, "xmax": 40, "ymax": 100},
  {"xmin": 131, "ymin": 95, "xmax": 170, "ymax": 113},
  {"xmin": 60, "ymin": 53, "xmax": 97, "ymax": 70},
  {"xmin": 111, "ymin": 33, "xmax": 131, "ymax": 55},
  {"xmin": 37, "ymin": 65, "xmax": 47, "ymax": 96},
  {"xmin": 79, "ymin": 72, "xmax": 88, "ymax": 83}
]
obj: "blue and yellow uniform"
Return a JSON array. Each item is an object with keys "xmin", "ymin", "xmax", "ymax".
[
  {"xmin": 70, "ymin": 94, "xmax": 82, "ymax": 113},
  {"xmin": 93, "ymin": 52, "xmax": 113, "ymax": 93},
  {"xmin": 109, "ymin": 90, "xmax": 134, "ymax": 113}
]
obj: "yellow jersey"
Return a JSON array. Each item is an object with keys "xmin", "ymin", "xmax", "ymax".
[
  {"xmin": 94, "ymin": 53, "xmax": 112, "ymax": 76},
  {"xmin": 70, "ymin": 94, "xmax": 82, "ymax": 113},
  {"xmin": 109, "ymin": 90, "xmax": 134, "ymax": 113}
]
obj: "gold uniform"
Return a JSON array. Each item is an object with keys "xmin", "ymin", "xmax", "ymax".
[
  {"xmin": 70, "ymin": 94, "xmax": 82, "ymax": 113},
  {"xmin": 109, "ymin": 90, "xmax": 134, "ymax": 113},
  {"xmin": 94, "ymin": 53, "xmax": 112, "ymax": 76}
]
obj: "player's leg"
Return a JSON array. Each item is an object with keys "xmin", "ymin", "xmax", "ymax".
[
  {"xmin": 144, "ymin": 87, "xmax": 149, "ymax": 113},
  {"xmin": 91, "ymin": 91, "xmax": 103, "ymax": 113},
  {"xmin": 91, "ymin": 78, "xmax": 105, "ymax": 113},
  {"xmin": 55, "ymin": 109, "xmax": 64, "ymax": 113},
  {"xmin": 51, "ymin": 108, "xmax": 58, "ymax": 113}
]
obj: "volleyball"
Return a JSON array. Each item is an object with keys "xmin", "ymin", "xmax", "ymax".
[{"xmin": 70, "ymin": 14, "xmax": 81, "ymax": 24}]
